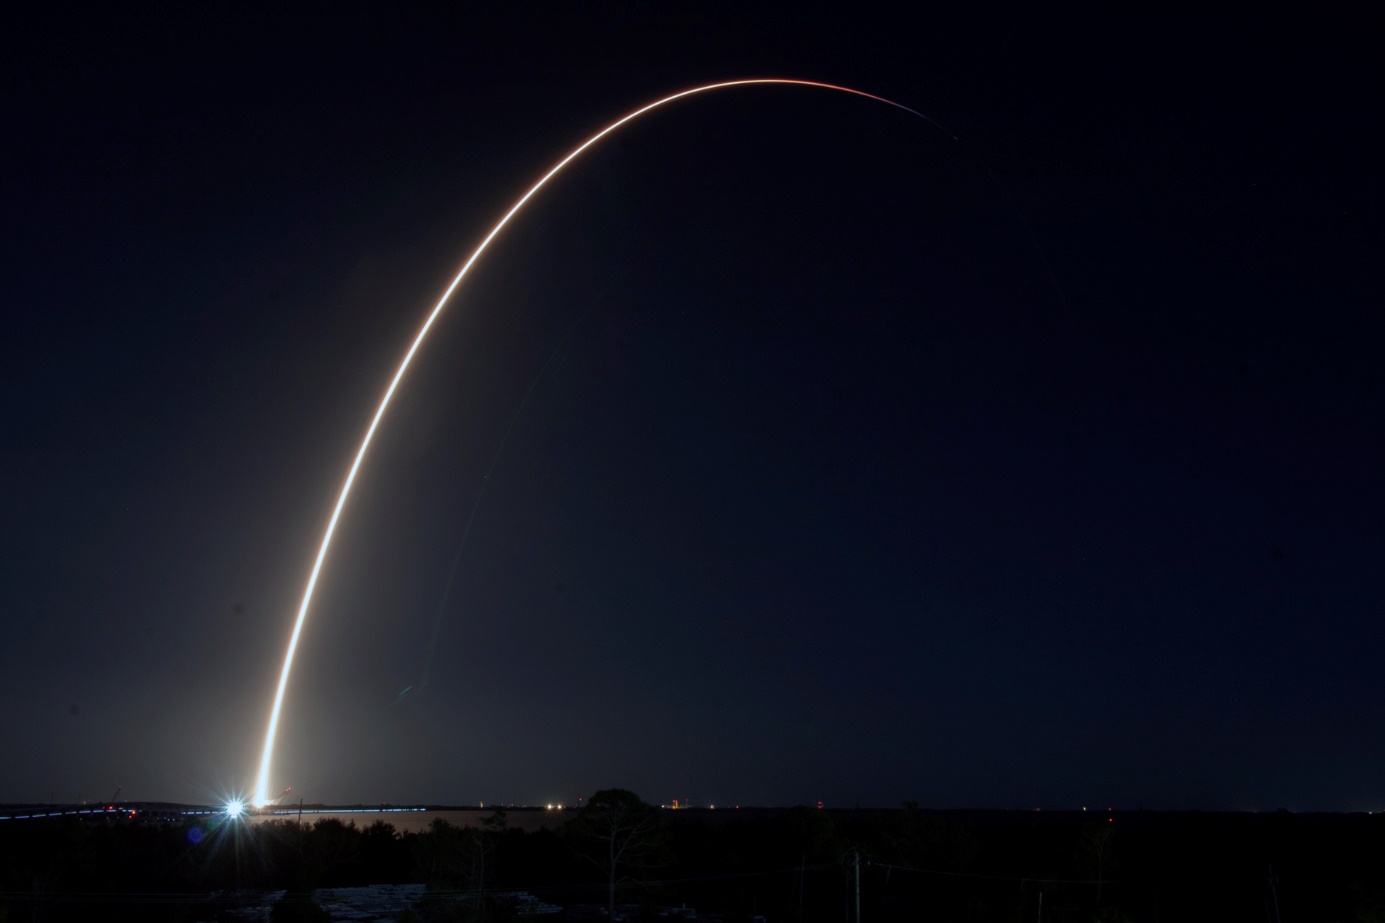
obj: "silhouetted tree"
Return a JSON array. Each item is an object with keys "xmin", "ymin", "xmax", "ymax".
[
  {"xmin": 414, "ymin": 818, "xmax": 468, "ymax": 887},
  {"xmin": 1078, "ymin": 823, "xmax": 1115, "ymax": 904},
  {"xmin": 304, "ymin": 818, "xmax": 360, "ymax": 888},
  {"xmin": 360, "ymin": 820, "xmax": 409, "ymax": 883},
  {"xmin": 463, "ymin": 809, "xmax": 508, "ymax": 922},
  {"xmin": 782, "ymin": 805, "xmax": 839, "ymax": 923},
  {"xmin": 567, "ymin": 789, "xmax": 669, "ymax": 920}
]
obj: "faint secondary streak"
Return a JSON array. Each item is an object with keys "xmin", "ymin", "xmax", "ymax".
[
  {"xmin": 418, "ymin": 302, "xmax": 592, "ymax": 696},
  {"xmin": 252, "ymin": 78, "xmax": 954, "ymax": 807}
]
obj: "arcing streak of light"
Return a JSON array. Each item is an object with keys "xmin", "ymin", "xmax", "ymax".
[{"xmin": 251, "ymin": 78, "xmax": 953, "ymax": 807}]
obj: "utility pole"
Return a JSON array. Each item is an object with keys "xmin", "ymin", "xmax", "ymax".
[
  {"xmin": 1037, "ymin": 890, "xmax": 1043, "ymax": 923},
  {"xmin": 798, "ymin": 853, "xmax": 806, "ymax": 923},
  {"xmin": 1266, "ymin": 865, "xmax": 1281, "ymax": 923},
  {"xmin": 853, "ymin": 849, "xmax": 861, "ymax": 923}
]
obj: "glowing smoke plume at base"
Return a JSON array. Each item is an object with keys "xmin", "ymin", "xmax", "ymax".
[{"xmin": 251, "ymin": 78, "xmax": 952, "ymax": 808}]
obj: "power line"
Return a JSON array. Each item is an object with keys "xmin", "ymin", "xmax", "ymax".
[{"xmin": 869, "ymin": 860, "xmax": 1138, "ymax": 886}]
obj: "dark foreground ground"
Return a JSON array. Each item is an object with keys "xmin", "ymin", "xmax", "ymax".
[{"xmin": 1, "ymin": 804, "xmax": 1382, "ymax": 922}]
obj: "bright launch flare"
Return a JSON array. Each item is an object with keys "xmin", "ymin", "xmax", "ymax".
[{"xmin": 252, "ymin": 79, "xmax": 950, "ymax": 807}]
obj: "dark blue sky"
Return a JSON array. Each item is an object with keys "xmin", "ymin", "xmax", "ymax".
[{"xmin": 3, "ymin": 8, "xmax": 1381, "ymax": 811}]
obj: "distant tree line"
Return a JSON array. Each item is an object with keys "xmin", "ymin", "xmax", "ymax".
[{"xmin": 1, "ymin": 791, "xmax": 1383, "ymax": 922}]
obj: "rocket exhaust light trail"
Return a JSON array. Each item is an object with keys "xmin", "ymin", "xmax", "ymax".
[{"xmin": 252, "ymin": 79, "xmax": 953, "ymax": 807}]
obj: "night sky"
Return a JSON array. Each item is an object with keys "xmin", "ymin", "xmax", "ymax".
[{"xmin": 4, "ymin": 8, "xmax": 1382, "ymax": 812}]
